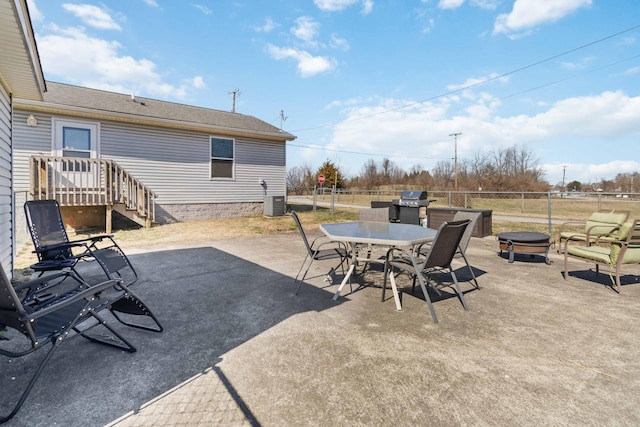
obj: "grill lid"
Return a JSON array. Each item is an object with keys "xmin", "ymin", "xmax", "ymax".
[{"xmin": 400, "ymin": 190, "xmax": 428, "ymax": 200}]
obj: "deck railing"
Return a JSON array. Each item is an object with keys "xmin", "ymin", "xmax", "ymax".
[{"xmin": 29, "ymin": 155, "xmax": 156, "ymax": 223}]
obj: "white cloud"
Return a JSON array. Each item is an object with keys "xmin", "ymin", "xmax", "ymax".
[
  {"xmin": 26, "ymin": 0, "xmax": 44, "ymax": 21},
  {"xmin": 543, "ymin": 161, "xmax": 640, "ymax": 187},
  {"xmin": 361, "ymin": 0, "xmax": 374, "ymax": 14},
  {"xmin": 266, "ymin": 45, "xmax": 336, "ymax": 77},
  {"xmin": 143, "ymin": 0, "xmax": 159, "ymax": 7},
  {"xmin": 446, "ymin": 73, "xmax": 509, "ymax": 91},
  {"xmin": 37, "ymin": 25, "xmax": 199, "ymax": 99},
  {"xmin": 255, "ymin": 17, "xmax": 278, "ymax": 33},
  {"xmin": 470, "ymin": 0, "xmax": 499, "ymax": 9},
  {"xmin": 624, "ymin": 66, "xmax": 640, "ymax": 75},
  {"xmin": 330, "ymin": 34, "xmax": 350, "ymax": 51},
  {"xmin": 192, "ymin": 4, "xmax": 213, "ymax": 15},
  {"xmin": 494, "ymin": 0, "xmax": 592, "ymax": 36},
  {"xmin": 292, "ymin": 16, "xmax": 320, "ymax": 45},
  {"xmin": 62, "ymin": 4, "xmax": 121, "ymax": 30},
  {"xmin": 438, "ymin": 0, "xmax": 465, "ymax": 9},
  {"xmin": 414, "ymin": 8, "xmax": 435, "ymax": 33},
  {"xmin": 559, "ymin": 56, "xmax": 594, "ymax": 70},
  {"xmin": 191, "ymin": 76, "xmax": 205, "ymax": 89},
  {"xmin": 314, "ymin": 0, "xmax": 374, "ymax": 14},
  {"xmin": 326, "ymin": 90, "xmax": 640, "ymax": 183}
]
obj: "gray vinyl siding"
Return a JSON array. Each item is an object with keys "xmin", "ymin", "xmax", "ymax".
[
  {"xmin": 100, "ymin": 121, "xmax": 286, "ymax": 204},
  {"xmin": 12, "ymin": 111, "xmax": 52, "ymax": 194},
  {"xmin": 0, "ymin": 84, "xmax": 13, "ymax": 276},
  {"xmin": 12, "ymin": 112, "xmax": 287, "ymax": 206}
]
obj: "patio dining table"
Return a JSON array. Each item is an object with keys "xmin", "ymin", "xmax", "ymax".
[{"xmin": 320, "ymin": 221, "xmax": 437, "ymax": 309}]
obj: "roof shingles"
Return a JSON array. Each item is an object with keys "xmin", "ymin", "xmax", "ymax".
[{"xmin": 42, "ymin": 82, "xmax": 295, "ymax": 140}]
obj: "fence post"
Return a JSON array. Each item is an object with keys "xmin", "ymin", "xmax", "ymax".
[
  {"xmin": 313, "ymin": 185, "xmax": 317, "ymax": 212},
  {"xmin": 448, "ymin": 192, "xmax": 452, "ymax": 207},
  {"xmin": 521, "ymin": 192, "xmax": 525, "ymax": 214},
  {"xmin": 330, "ymin": 186, "xmax": 335, "ymax": 215},
  {"xmin": 547, "ymin": 192, "xmax": 552, "ymax": 236}
]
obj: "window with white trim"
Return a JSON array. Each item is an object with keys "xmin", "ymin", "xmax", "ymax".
[{"xmin": 210, "ymin": 137, "xmax": 234, "ymax": 178}]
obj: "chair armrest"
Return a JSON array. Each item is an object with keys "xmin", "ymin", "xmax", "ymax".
[
  {"xmin": 557, "ymin": 220, "xmax": 586, "ymax": 235},
  {"xmin": 585, "ymin": 224, "xmax": 621, "ymax": 242},
  {"xmin": 67, "ymin": 234, "xmax": 115, "ymax": 245},
  {"xmin": 21, "ymin": 278, "xmax": 123, "ymax": 322},
  {"xmin": 12, "ymin": 271, "xmax": 71, "ymax": 293},
  {"xmin": 310, "ymin": 235, "xmax": 331, "ymax": 247},
  {"xmin": 314, "ymin": 239, "xmax": 349, "ymax": 252},
  {"xmin": 31, "ymin": 240, "xmax": 90, "ymax": 255},
  {"xmin": 385, "ymin": 246, "xmax": 418, "ymax": 264}
]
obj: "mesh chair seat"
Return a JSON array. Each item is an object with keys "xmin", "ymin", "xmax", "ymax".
[
  {"xmin": 24, "ymin": 200, "xmax": 138, "ymax": 286},
  {"xmin": 383, "ymin": 219, "xmax": 472, "ymax": 323},
  {"xmin": 291, "ymin": 211, "xmax": 350, "ymax": 295}
]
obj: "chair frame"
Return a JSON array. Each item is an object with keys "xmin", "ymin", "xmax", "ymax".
[
  {"xmin": 383, "ymin": 219, "xmax": 471, "ymax": 323},
  {"xmin": 291, "ymin": 211, "xmax": 350, "ymax": 295},
  {"xmin": 355, "ymin": 208, "xmax": 390, "ymax": 273},
  {"xmin": 451, "ymin": 211, "xmax": 481, "ymax": 288},
  {"xmin": 563, "ymin": 218, "xmax": 640, "ymax": 292},
  {"xmin": 0, "ymin": 266, "xmax": 162, "ymax": 422},
  {"xmin": 24, "ymin": 200, "xmax": 138, "ymax": 286},
  {"xmin": 556, "ymin": 210, "xmax": 630, "ymax": 254}
]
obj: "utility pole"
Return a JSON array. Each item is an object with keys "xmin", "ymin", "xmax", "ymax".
[
  {"xmin": 449, "ymin": 133, "xmax": 461, "ymax": 191},
  {"xmin": 561, "ymin": 165, "xmax": 568, "ymax": 195},
  {"xmin": 228, "ymin": 88, "xmax": 241, "ymax": 113},
  {"xmin": 279, "ymin": 110, "xmax": 288, "ymax": 130}
]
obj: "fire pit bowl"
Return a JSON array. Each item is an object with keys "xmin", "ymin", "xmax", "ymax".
[{"xmin": 497, "ymin": 231, "xmax": 552, "ymax": 265}]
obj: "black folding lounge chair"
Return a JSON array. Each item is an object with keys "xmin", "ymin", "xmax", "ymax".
[
  {"xmin": 24, "ymin": 200, "xmax": 137, "ymax": 286},
  {"xmin": 383, "ymin": 219, "xmax": 471, "ymax": 324},
  {"xmin": 0, "ymin": 265, "xmax": 162, "ymax": 423},
  {"xmin": 291, "ymin": 211, "xmax": 350, "ymax": 295}
]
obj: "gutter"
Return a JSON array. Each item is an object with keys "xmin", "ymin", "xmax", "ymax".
[{"xmin": 13, "ymin": 98, "xmax": 297, "ymax": 142}]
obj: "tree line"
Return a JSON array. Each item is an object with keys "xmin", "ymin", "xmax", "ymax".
[
  {"xmin": 287, "ymin": 145, "xmax": 550, "ymax": 193},
  {"xmin": 287, "ymin": 144, "xmax": 639, "ymax": 194}
]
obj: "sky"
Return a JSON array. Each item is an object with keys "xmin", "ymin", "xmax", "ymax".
[{"xmin": 25, "ymin": 0, "xmax": 640, "ymax": 188}]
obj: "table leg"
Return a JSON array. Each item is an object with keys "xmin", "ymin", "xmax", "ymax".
[
  {"xmin": 332, "ymin": 243, "xmax": 356, "ymax": 301},
  {"xmin": 332, "ymin": 264, "xmax": 355, "ymax": 301},
  {"xmin": 388, "ymin": 270, "xmax": 402, "ymax": 311}
]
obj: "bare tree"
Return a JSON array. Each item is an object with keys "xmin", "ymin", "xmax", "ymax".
[
  {"xmin": 431, "ymin": 160, "xmax": 454, "ymax": 189},
  {"xmin": 286, "ymin": 163, "xmax": 315, "ymax": 194},
  {"xmin": 360, "ymin": 159, "xmax": 379, "ymax": 189},
  {"xmin": 286, "ymin": 166, "xmax": 305, "ymax": 194}
]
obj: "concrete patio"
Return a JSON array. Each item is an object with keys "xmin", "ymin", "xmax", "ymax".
[{"xmin": 2, "ymin": 227, "xmax": 640, "ymax": 426}]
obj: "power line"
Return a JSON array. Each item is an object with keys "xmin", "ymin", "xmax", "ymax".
[
  {"xmin": 290, "ymin": 24, "xmax": 640, "ymax": 134},
  {"xmin": 287, "ymin": 142, "xmax": 447, "ymax": 160}
]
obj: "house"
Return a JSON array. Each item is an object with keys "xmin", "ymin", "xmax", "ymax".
[
  {"xmin": 12, "ymin": 82, "xmax": 295, "ymax": 235},
  {"xmin": 0, "ymin": 0, "xmax": 47, "ymax": 277}
]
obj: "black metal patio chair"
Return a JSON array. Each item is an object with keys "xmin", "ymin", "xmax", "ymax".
[
  {"xmin": 417, "ymin": 211, "xmax": 481, "ymax": 289},
  {"xmin": 291, "ymin": 211, "xmax": 350, "ymax": 295},
  {"xmin": 24, "ymin": 200, "xmax": 137, "ymax": 286},
  {"xmin": 0, "ymin": 264, "xmax": 162, "ymax": 422},
  {"xmin": 383, "ymin": 219, "xmax": 471, "ymax": 324}
]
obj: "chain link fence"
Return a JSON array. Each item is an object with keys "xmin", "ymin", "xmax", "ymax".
[{"xmin": 288, "ymin": 187, "xmax": 640, "ymax": 236}]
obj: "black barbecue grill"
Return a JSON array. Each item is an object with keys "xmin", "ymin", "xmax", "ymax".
[{"xmin": 391, "ymin": 191, "xmax": 435, "ymax": 225}]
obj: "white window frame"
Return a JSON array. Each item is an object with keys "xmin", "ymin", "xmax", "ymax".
[
  {"xmin": 210, "ymin": 136, "xmax": 235, "ymax": 180},
  {"xmin": 52, "ymin": 118, "xmax": 100, "ymax": 158}
]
